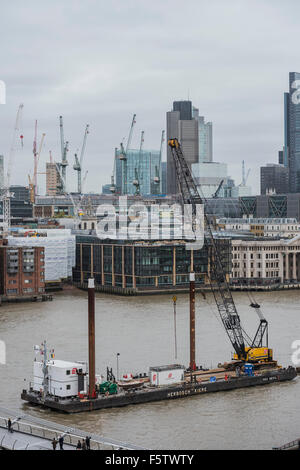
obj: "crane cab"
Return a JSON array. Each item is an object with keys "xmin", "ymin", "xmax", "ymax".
[
  {"xmin": 168, "ymin": 138, "xmax": 179, "ymax": 149},
  {"xmin": 233, "ymin": 347, "xmax": 273, "ymax": 363}
]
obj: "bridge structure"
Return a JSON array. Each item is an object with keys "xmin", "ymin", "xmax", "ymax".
[{"xmin": 0, "ymin": 407, "xmax": 147, "ymax": 450}]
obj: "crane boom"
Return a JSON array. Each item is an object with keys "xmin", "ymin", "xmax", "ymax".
[
  {"xmin": 79, "ymin": 125, "xmax": 89, "ymax": 166},
  {"xmin": 213, "ymin": 179, "xmax": 224, "ymax": 198},
  {"xmin": 121, "ymin": 114, "xmax": 136, "ymax": 194},
  {"xmin": 2, "ymin": 104, "xmax": 24, "ymax": 233},
  {"xmin": 125, "ymin": 114, "xmax": 137, "ymax": 154},
  {"xmin": 168, "ymin": 138, "xmax": 246, "ymax": 359},
  {"xmin": 59, "ymin": 116, "xmax": 68, "ymax": 192},
  {"xmin": 73, "ymin": 124, "xmax": 89, "ymax": 194}
]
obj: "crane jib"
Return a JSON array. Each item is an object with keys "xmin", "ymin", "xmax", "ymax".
[{"xmin": 168, "ymin": 139, "xmax": 246, "ymax": 359}]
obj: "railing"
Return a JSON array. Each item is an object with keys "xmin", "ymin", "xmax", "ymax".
[
  {"xmin": 273, "ymin": 438, "xmax": 300, "ymax": 450},
  {"xmin": 0, "ymin": 416, "xmax": 121, "ymax": 450},
  {"xmin": 0, "ymin": 410, "xmax": 147, "ymax": 450}
]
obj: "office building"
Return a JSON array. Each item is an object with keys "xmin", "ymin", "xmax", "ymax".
[
  {"xmin": 115, "ymin": 148, "xmax": 162, "ymax": 196},
  {"xmin": 192, "ymin": 161, "xmax": 230, "ymax": 198},
  {"xmin": 279, "ymin": 73, "xmax": 300, "ymax": 191},
  {"xmin": 193, "ymin": 108, "xmax": 213, "ymax": 163},
  {"xmin": 102, "ymin": 184, "xmax": 112, "ymax": 195},
  {"xmin": 10, "ymin": 185, "xmax": 30, "ymax": 202},
  {"xmin": 231, "ymin": 235, "xmax": 300, "ymax": 284},
  {"xmin": 167, "ymin": 101, "xmax": 198, "ymax": 194},
  {"xmin": 72, "ymin": 235, "xmax": 231, "ymax": 294},
  {"xmin": 218, "ymin": 217, "xmax": 300, "ymax": 238},
  {"xmin": 260, "ymin": 164, "xmax": 289, "ymax": 195},
  {"xmin": 161, "ymin": 162, "xmax": 167, "ymax": 195},
  {"xmin": 0, "ymin": 155, "xmax": 4, "ymax": 189}
]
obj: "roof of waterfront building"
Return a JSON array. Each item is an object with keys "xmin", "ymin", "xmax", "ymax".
[{"xmin": 217, "ymin": 217, "xmax": 298, "ymax": 224}]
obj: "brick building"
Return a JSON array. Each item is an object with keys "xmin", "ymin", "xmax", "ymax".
[{"xmin": 0, "ymin": 245, "xmax": 45, "ymax": 299}]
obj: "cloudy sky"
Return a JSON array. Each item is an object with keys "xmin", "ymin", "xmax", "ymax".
[{"xmin": 0, "ymin": 0, "xmax": 299, "ymax": 194}]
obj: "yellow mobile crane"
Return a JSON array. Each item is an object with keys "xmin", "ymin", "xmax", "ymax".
[{"xmin": 168, "ymin": 138, "xmax": 272, "ymax": 364}]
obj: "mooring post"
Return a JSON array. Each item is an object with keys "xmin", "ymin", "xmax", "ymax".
[
  {"xmin": 189, "ymin": 272, "xmax": 196, "ymax": 371},
  {"xmin": 88, "ymin": 278, "xmax": 96, "ymax": 398}
]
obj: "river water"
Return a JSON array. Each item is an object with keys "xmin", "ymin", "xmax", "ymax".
[{"xmin": 0, "ymin": 287, "xmax": 299, "ymax": 450}]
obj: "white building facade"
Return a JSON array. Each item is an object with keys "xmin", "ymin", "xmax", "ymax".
[{"xmin": 231, "ymin": 236, "xmax": 300, "ymax": 283}]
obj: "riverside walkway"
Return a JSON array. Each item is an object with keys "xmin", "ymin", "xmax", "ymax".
[{"xmin": 0, "ymin": 406, "xmax": 147, "ymax": 450}]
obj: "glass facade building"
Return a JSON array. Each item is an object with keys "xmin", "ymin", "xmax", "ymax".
[
  {"xmin": 115, "ymin": 148, "xmax": 162, "ymax": 196},
  {"xmin": 73, "ymin": 235, "xmax": 232, "ymax": 293},
  {"xmin": 288, "ymin": 72, "xmax": 300, "ymax": 192},
  {"xmin": 193, "ymin": 108, "xmax": 213, "ymax": 163}
]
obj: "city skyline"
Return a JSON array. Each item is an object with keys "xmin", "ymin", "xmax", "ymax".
[{"xmin": 1, "ymin": 1, "xmax": 300, "ymax": 195}]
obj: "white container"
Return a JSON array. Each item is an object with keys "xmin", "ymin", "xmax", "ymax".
[
  {"xmin": 33, "ymin": 359, "xmax": 87, "ymax": 398},
  {"xmin": 149, "ymin": 365, "xmax": 185, "ymax": 386}
]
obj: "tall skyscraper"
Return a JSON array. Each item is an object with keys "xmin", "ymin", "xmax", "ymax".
[
  {"xmin": 260, "ymin": 164, "xmax": 289, "ymax": 195},
  {"xmin": 0, "ymin": 155, "xmax": 4, "ymax": 189},
  {"xmin": 166, "ymin": 100, "xmax": 198, "ymax": 194},
  {"xmin": 284, "ymin": 72, "xmax": 300, "ymax": 192},
  {"xmin": 193, "ymin": 107, "xmax": 213, "ymax": 163}
]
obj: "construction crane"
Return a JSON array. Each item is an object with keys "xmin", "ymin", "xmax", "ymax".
[
  {"xmin": 120, "ymin": 114, "xmax": 136, "ymax": 195},
  {"xmin": 133, "ymin": 130, "xmax": 144, "ymax": 195},
  {"xmin": 33, "ymin": 120, "xmax": 38, "ymax": 193},
  {"xmin": 73, "ymin": 124, "xmax": 89, "ymax": 194},
  {"xmin": 55, "ymin": 162, "xmax": 82, "ymax": 224},
  {"xmin": 212, "ymin": 179, "xmax": 224, "ymax": 198},
  {"xmin": 110, "ymin": 151, "xmax": 117, "ymax": 193},
  {"xmin": 168, "ymin": 138, "xmax": 271, "ymax": 364},
  {"xmin": 58, "ymin": 116, "xmax": 69, "ymax": 193},
  {"xmin": 81, "ymin": 170, "xmax": 88, "ymax": 193},
  {"xmin": 30, "ymin": 125, "xmax": 46, "ymax": 199},
  {"xmin": 1, "ymin": 104, "xmax": 24, "ymax": 233},
  {"xmin": 153, "ymin": 130, "xmax": 165, "ymax": 190}
]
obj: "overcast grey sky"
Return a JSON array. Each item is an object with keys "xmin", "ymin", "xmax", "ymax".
[{"xmin": 0, "ymin": 0, "xmax": 299, "ymax": 194}]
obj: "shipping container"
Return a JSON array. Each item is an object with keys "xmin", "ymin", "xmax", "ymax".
[{"xmin": 149, "ymin": 364, "xmax": 185, "ymax": 386}]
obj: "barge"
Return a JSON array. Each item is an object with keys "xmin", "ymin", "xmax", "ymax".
[
  {"xmin": 21, "ymin": 275, "xmax": 298, "ymax": 414},
  {"xmin": 21, "ymin": 364, "xmax": 297, "ymax": 414}
]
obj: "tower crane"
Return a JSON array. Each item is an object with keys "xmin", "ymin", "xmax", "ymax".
[
  {"xmin": 81, "ymin": 170, "xmax": 88, "ymax": 193},
  {"xmin": 33, "ymin": 120, "xmax": 38, "ymax": 193},
  {"xmin": 154, "ymin": 130, "xmax": 165, "ymax": 190},
  {"xmin": 168, "ymin": 138, "xmax": 272, "ymax": 364},
  {"xmin": 110, "ymin": 151, "xmax": 117, "ymax": 193},
  {"xmin": 58, "ymin": 116, "xmax": 69, "ymax": 193},
  {"xmin": 55, "ymin": 162, "xmax": 82, "ymax": 224},
  {"xmin": 73, "ymin": 124, "xmax": 89, "ymax": 194},
  {"xmin": 1, "ymin": 104, "xmax": 24, "ymax": 233},
  {"xmin": 120, "ymin": 114, "xmax": 136, "ymax": 195},
  {"xmin": 133, "ymin": 130, "xmax": 144, "ymax": 195},
  {"xmin": 30, "ymin": 125, "xmax": 46, "ymax": 199}
]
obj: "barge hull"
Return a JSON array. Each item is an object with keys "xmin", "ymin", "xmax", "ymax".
[{"xmin": 21, "ymin": 367, "xmax": 297, "ymax": 413}]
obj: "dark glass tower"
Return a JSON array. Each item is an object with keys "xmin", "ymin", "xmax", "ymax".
[{"xmin": 288, "ymin": 72, "xmax": 300, "ymax": 192}]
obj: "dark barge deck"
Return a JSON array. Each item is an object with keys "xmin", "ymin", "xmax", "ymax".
[{"xmin": 21, "ymin": 366, "xmax": 297, "ymax": 414}]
